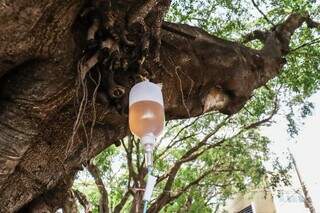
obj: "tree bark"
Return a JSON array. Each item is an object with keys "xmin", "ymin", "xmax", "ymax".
[
  {"xmin": 74, "ymin": 189, "xmax": 92, "ymax": 213},
  {"xmin": 87, "ymin": 163, "xmax": 109, "ymax": 213},
  {"xmin": 0, "ymin": 0, "xmax": 318, "ymax": 212}
]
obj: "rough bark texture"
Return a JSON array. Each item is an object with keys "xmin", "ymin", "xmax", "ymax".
[{"xmin": 0, "ymin": 0, "xmax": 318, "ymax": 212}]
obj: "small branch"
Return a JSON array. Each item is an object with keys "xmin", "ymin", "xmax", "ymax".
[
  {"xmin": 169, "ymin": 118, "xmax": 200, "ymax": 144},
  {"xmin": 171, "ymin": 169, "xmax": 237, "ymax": 201},
  {"xmin": 242, "ymin": 30, "xmax": 268, "ymax": 43},
  {"xmin": 170, "ymin": 167, "xmax": 221, "ymax": 200},
  {"xmin": 73, "ymin": 189, "xmax": 92, "ymax": 213},
  {"xmin": 114, "ymin": 152, "xmax": 133, "ymax": 213},
  {"xmin": 113, "ymin": 191, "xmax": 131, "ymax": 213},
  {"xmin": 155, "ymin": 117, "xmax": 201, "ymax": 159},
  {"xmin": 289, "ymin": 38, "xmax": 320, "ymax": 53},
  {"xmin": 251, "ymin": 0, "xmax": 276, "ymax": 28},
  {"xmin": 87, "ymin": 163, "xmax": 109, "ymax": 213},
  {"xmin": 151, "ymin": 165, "xmax": 237, "ymax": 212},
  {"xmin": 122, "ymin": 136, "xmax": 139, "ymax": 182},
  {"xmin": 156, "ymin": 116, "xmax": 230, "ymax": 187},
  {"xmin": 78, "ymin": 53, "xmax": 99, "ymax": 81},
  {"xmin": 134, "ymin": 138, "xmax": 141, "ymax": 171},
  {"xmin": 157, "ymin": 120, "xmax": 184, "ymax": 145},
  {"xmin": 157, "ymin": 133, "xmax": 198, "ymax": 161},
  {"xmin": 306, "ymin": 17, "xmax": 320, "ymax": 28},
  {"xmin": 177, "ymin": 116, "xmax": 230, "ymax": 161},
  {"xmin": 244, "ymin": 96, "xmax": 278, "ymax": 130},
  {"xmin": 179, "ymin": 138, "xmax": 226, "ymax": 164}
]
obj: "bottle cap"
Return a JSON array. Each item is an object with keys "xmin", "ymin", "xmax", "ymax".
[{"xmin": 129, "ymin": 81, "xmax": 164, "ymax": 106}]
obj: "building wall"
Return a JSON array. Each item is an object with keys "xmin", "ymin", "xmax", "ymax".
[{"xmin": 223, "ymin": 190, "xmax": 276, "ymax": 213}]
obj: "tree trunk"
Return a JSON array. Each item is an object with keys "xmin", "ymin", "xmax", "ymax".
[{"xmin": 0, "ymin": 0, "xmax": 317, "ymax": 212}]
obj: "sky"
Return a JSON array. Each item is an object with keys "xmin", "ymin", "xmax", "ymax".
[{"xmin": 262, "ymin": 91, "xmax": 320, "ymax": 211}]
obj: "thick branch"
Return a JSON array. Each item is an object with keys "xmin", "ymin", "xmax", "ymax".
[
  {"xmin": 244, "ymin": 13, "xmax": 319, "ymax": 56},
  {"xmin": 266, "ymin": 13, "xmax": 319, "ymax": 55},
  {"xmin": 0, "ymin": 0, "xmax": 81, "ymax": 77}
]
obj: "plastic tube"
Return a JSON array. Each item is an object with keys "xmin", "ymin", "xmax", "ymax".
[{"xmin": 142, "ymin": 167, "xmax": 156, "ymax": 213}]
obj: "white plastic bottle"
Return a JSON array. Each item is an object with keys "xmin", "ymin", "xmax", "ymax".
[{"xmin": 129, "ymin": 80, "xmax": 164, "ymax": 167}]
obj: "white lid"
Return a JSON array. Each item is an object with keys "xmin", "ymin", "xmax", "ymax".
[{"xmin": 129, "ymin": 80, "xmax": 164, "ymax": 106}]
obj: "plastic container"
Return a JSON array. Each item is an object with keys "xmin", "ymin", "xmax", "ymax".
[
  {"xmin": 129, "ymin": 80, "xmax": 165, "ymax": 167},
  {"xmin": 129, "ymin": 81, "xmax": 164, "ymax": 139}
]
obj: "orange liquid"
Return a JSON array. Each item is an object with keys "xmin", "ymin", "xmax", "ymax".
[{"xmin": 129, "ymin": 101, "xmax": 164, "ymax": 138}]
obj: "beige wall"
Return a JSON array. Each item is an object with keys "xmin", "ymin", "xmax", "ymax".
[{"xmin": 223, "ymin": 190, "xmax": 277, "ymax": 213}]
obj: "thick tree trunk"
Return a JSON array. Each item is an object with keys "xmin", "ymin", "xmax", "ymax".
[{"xmin": 0, "ymin": 0, "xmax": 318, "ymax": 212}]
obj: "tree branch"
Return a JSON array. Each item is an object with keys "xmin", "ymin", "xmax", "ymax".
[
  {"xmin": 156, "ymin": 116, "xmax": 230, "ymax": 185},
  {"xmin": 151, "ymin": 106, "xmax": 281, "ymax": 212},
  {"xmin": 87, "ymin": 162, "xmax": 109, "ymax": 213},
  {"xmin": 289, "ymin": 37, "xmax": 320, "ymax": 53},
  {"xmin": 155, "ymin": 117, "xmax": 201, "ymax": 159},
  {"xmin": 244, "ymin": 96, "xmax": 279, "ymax": 130},
  {"xmin": 122, "ymin": 136, "xmax": 139, "ymax": 183},
  {"xmin": 306, "ymin": 17, "xmax": 320, "ymax": 28},
  {"xmin": 272, "ymin": 13, "xmax": 320, "ymax": 55},
  {"xmin": 170, "ymin": 167, "xmax": 233, "ymax": 200},
  {"xmin": 62, "ymin": 190, "xmax": 79, "ymax": 213},
  {"xmin": 242, "ymin": 30, "xmax": 268, "ymax": 43},
  {"xmin": 73, "ymin": 189, "xmax": 92, "ymax": 213},
  {"xmin": 243, "ymin": 13, "xmax": 319, "ymax": 57},
  {"xmin": 113, "ymin": 190, "xmax": 131, "ymax": 213},
  {"xmin": 251, "ymin": 0, "xmax": 276, "ymax": 27}
]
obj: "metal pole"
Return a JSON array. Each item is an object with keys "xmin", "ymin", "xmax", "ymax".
[{"xmin": 289, "ymin": 150, "xmax": 316, "ymax": 213}]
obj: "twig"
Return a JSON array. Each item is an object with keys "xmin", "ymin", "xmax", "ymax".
[
  {"xmin": 251, "ymin": 0, "xmax": 276, "ymax": 28},
  {"xmin": 244, "ymin": 95, "xmax": 279, "ymax": 130},
  {"xmin": 289, "ymin": 38, "xmax": 320, "ymax": 53},
  {"xmin": 155, "ymin": 117, "xmax": 201, "ymax": 159}
]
